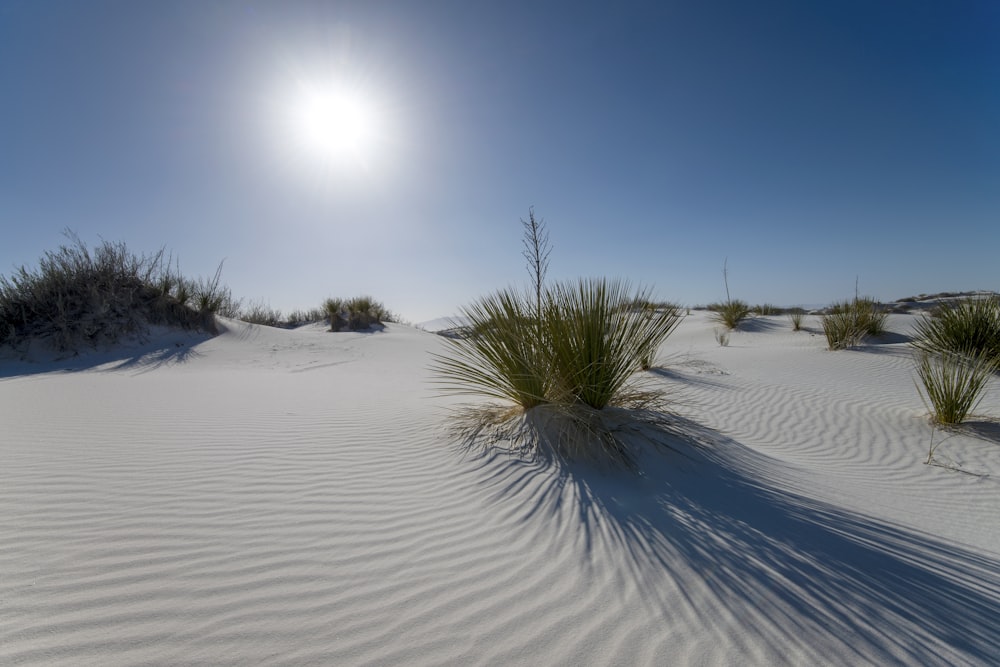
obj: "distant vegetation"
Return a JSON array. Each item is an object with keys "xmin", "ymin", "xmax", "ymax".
[
  {"xmin": 0, "ymin": 233, "xmax": 236, "ymax": 352},
  {"xmin": 821, "ymin": 297, "xmax": 887, "ymax": 350},
  {"xmin": 0, "ymin": 233, "xmax": 399, "ymax": 353},
  {"xmin": 324, "ymin": 296, "xmax": 396, "ymax": 331},
  {"xmin": 787, "ymin": 308, "xmax": 806, "ymax": 331}
]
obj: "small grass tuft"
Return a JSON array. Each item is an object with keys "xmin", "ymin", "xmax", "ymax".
[{"xmin": 787, "ymin": 309, "xmax": 806, "ymax": 331}]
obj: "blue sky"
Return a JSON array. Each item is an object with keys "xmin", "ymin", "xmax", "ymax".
[{"xmin": 2, "ymin": 1, "xmax": 997, "ymax": 322}]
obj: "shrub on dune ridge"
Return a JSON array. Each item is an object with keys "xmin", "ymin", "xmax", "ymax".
[
  {"xmin": 431, "ymin": 278, "xmax": 683, "ymax": 467},
  {"xmin": 0, "ymin": 233, "xmax": 232, "ymax": 351},
  {"xmin": 324, "ymin": 295, "xmax": 395, "ymax": 331}
]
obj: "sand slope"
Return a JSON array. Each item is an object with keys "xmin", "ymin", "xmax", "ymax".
[{"xmin": 2, "ymin": 313, "xmax": 999, "ymax": 665}]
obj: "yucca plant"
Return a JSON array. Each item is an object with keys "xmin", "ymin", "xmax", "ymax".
[
  {"xmin": 636, "ymin": 301, "xmax": 682, "ymax": 370},
  {"xmin": 822, "ymin": 297, "xmax": 887, "ymax": 350},
  {"xmin": 543, "ymin": 279, "xmax": 682, "ymax": 409},
  {"xmin": 431, "ymin": 278, "xmax": 683, "ymax": 467},
  {"xmin": 914, "ymin": 350, "xmax": 996, "ymax": 425},
  {"xmin": 430, "ymin": 287, "xmax": 550, "ymax": 409},
  {"xmin": 712, "ymin": 299, "xmax": 751, "ymax": 330},
  {"xmin": 911, "ymin": 296, "xmax": 1000, "ymax": 363}
]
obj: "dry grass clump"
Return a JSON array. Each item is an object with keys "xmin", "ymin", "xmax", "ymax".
[
  {"xmin": 324, "ymin": 295, "xmax": 395, "ymax": 331},
  {"xmin": 240, "ymin": 300, "xmax": 284, "ymax": 327},
  {"xmin": 753, "ymin": 303, "xmax": 780, "ymax": 316},
  {"xmin": 821, "ymin": 297, "xmax": 887, "ymax": 350},
  {"xmin": 431, "ymin": 278, "xmax": 683, "ymax": 468},
  {"xmin": 787, "ymin": 308, "xmax": 806, "ymax": 331},
  {"xmin": 285, "ymin": 307, "xmax": 326, "ymax": 327},
  {"xmin": 0, "ymin": 233, "xmax": 233, "ymax": 351}
]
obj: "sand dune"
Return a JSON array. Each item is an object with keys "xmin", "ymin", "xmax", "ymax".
[{"xmin": 2, "ymin": 313, "xmax": 999, "ymax": 665}]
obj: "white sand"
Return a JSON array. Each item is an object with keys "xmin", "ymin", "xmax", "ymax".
[{"xmin": 2, "ymin": 312, "xmax": 999, "ymax": 665}]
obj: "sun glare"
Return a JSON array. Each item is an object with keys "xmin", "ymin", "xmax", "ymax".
[{"xmin": 291, "ymin": 83, "xmax": 381, "ymax": 168}]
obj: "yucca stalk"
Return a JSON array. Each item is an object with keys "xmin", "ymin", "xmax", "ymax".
[{"xmin": 914, "ymin": 349, "xmax": 997, "ymax": 425}]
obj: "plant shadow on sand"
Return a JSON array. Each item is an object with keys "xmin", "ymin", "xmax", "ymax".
[
  {"xmin": 462, "ymin": 413, "xmax": 1000, "ymax": 665},
  {"xmin": 0, "ymin": 331, "xmax": 208, "ymax": 379}
]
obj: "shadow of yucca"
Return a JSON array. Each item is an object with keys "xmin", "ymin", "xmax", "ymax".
[
  {"xmin": 463, "ymin": 415, "xmax": 1000, "ymax": 665},
  {"xmin": 444, "ymin": 401, "xmax": 692, "ymax": 469}
]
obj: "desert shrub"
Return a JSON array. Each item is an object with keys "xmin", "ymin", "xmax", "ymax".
[
  {"xmin": 285, "ymin": 307, "xmax": 326, "ymax": 326},
  {"xmin": 914, "ymin": 350, "xmax": 996, "ymax": 425},
  {"xmin": 712, "ymin": 299, "xmax": 751, "ymax": 330},
  {"xmin": 0, "ymin": 233, "xmax": 225, "ymax": 351},
  {"xmin": 911, "ymin": 296, "xmax": 1000, "ymax": 363},
  {"xmin": 324, "ymin": 295, "xmax": 394, "ymax": 331},
  {"xmin": 821, "ymin": 297, "xmax": 888, "ymax": 350},
  {"xmin": 240, "ymin": 300, "xmax": 283, "ymax": 327},
  {"xmin": 822, "ymin": 309, "xmax": 864, "ymax": 350},
  {"xmin": 788, "ymin": 309, "xmax": 805, "ymax": 331},
  {"xmin": 754, "ymin": 303, "xmax": 780, "ymax": 316},
  {"xmin": 431, "ymin": 278, "xmax": 683, "ymax": 466}
]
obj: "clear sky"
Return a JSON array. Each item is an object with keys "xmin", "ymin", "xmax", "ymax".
[{"xmin": 2, "ymin": 1, "xmax": 998, "ymax": 323}]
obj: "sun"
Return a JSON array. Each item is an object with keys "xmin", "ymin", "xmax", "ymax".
[{"xmin": 291, "ymin": 84, "xmax": 380, "ymax": 167}]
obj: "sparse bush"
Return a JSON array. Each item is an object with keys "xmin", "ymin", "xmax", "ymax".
[
  {"xmin": 914, "ymin": 350, "xmax": 996, "ymax": 425},
  {"xmin": 324, "ymin": 295, "xmax": 394, "ymax": 331},
  {"xmin": 754, "ymin": 303, "xmax": 780, "ymax": 316},
  {"xmin": 240, "ymin": 300, "xmax": 283, "ymax": 327},
  {"xmin": 911, "ymin": 296, "xmax": 1000, "ymax": 363},
  {"xmin": 285, "ymin": 307, "xmax": 325, "ymax": 327},
  {"xmin": 821, "ymin": 297, "xmax": 887, "ymax": 350},
  {"xmin": 788, "ymin": 309, "xmax": 805, "ymax": 331},
  {"xmin": 0, "ymin": 232, "xmax": 226, "ymax": 351}
]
